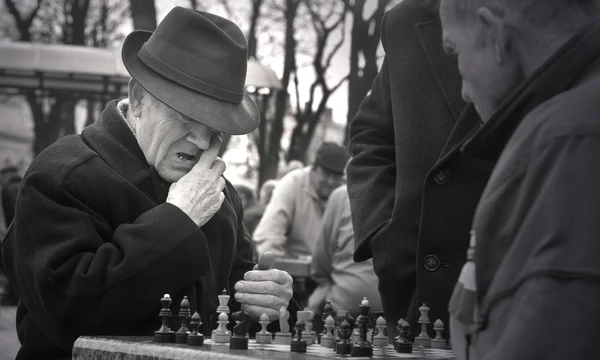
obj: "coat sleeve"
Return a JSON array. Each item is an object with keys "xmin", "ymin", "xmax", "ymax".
[
  {"xmin": 477, "ymin": 134, "xmax": 600, "ymax": 359},
  {"xmin": 4, "ymin": 165, "xmax": 213, "ymax": 351},
  {"xmin": 252, "ymin": 174, "xmax": 297, "ymax": 257},
  {"xmin": 346, "ymin": 11, "xmax": 396, "ymax": 263}
]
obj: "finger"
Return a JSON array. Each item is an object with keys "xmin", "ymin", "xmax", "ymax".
[
  {"xmin": 241, "ymin": 304, "xmax": 280, "ymax": 322},
  {"xmin": 218, "ymin": 192, "xmax": 225, "ymax": 207},
  {"xmin": 197, "ymin": 133, "xmax": 222, "ymax": 168},
  {"xmin": 234, "ymin": 292, "xmax": 287, "ymax": 308},
  {"xmin": 257, "ymin": 251, "xmax": 276, "ymax": 270},
  {"xmin": 212, "ymin": 158, "xmax": 226, "ymax": 174},
  {"xmin": 235, "ymin": 280, "xmax": 283, "ymax": 295},
  {"xmin": 244, "ymin": 269, "xmax": 292, "ymax": 284},
  {"xmin": 217, "ymin": 176, "xmax": 226, "ymax": 192}
]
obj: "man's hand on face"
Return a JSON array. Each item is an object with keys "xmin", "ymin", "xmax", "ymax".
[
  {"xmin": 234, "ymin": 269, "xmax": 293, "ymax": 322},
  {"xmin": 166, "ymin": 134, "xmax": 226, "ymax": 227}
]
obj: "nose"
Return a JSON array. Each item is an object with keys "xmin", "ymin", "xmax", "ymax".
[{"xmin": 185, "ymin": 122, "xmax": 214, "ymax": 150}]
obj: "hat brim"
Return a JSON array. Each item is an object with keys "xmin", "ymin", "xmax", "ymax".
[{"xmin": 122, "ymin": 30, "xmax": 260, "ymax": 135}]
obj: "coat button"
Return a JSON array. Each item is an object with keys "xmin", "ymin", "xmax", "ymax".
[
  {"xmin": 433, "ymin": 169, "xmax": 450, "ymax": 185},
  {"xmin": 424, "ymin": 255, "xmax": 440, "ymax": 272}
]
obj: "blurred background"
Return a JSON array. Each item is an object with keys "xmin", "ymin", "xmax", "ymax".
[{"xmin": 0, "ymin": 1, "xmax": 400, "ymax": 358}]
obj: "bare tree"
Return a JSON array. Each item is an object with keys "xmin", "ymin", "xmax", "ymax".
[
  {"xmin": 129, "ymin": 0, "xmax": 156, "ymax": 31},
  {"xmin": 286, "ymin": 0, "xmax": 348, "ymax": 163},
  {"xmin": 343, "ymin": 0, "xmax": 392, "ymax": 144}
]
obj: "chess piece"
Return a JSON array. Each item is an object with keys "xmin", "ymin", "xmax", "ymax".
[
  {"xmin": 333, "ymin": 310, "xmax": 348, "ymax": 351},
  {"xmin": 296, "ymin": 309, "xmax": 311, "ymax": 345},
  {"xmin": 430, "ymin": 319, "xmax": 448, "ymax": 349},
  {"xmin": 372, "ymin": 316, "xmax": 388, "ymax": 347},
  {"xmin": 212, "ymin": 289, "xmax": 231, "ymax": 341},
  {"xmin": 308, "ymin": 309, "xmax": 317, "ymax": 344},
  {"xmin": 394, "ymin": 321, "xmax": 413, "ymax": 354},
  {"xmin": 187, "ymin": 312, "xmax": 204, "ymax": 346},
  {"xmin": 351, "ymin": 297, "xmax": 373, "ymax": 357},
  {"xmin": 154, "ymin": 294, "xmax": 175, "ymax": 343},
  {"xmin": 256, "ymin": 313, "xmax": 273, "ymax": 344},
  {"xmin": 230, "ymin": 310, "xmax": 250, "ymax": 349},
  {"xmin": 370, "ymin": 310, "xmax": 384, "ymax": 343},
  {"xmin": 290, "ymin": 320, "xmax": 307, "ymax": 353},
  {"xmin": 336, "ymin": 320, "xmax": 353, "ymax": 355},
  {"xmin": 213, "ymin": 312, "xmax": 231, "ymax": 343},
  {"xmin": 175, "ymin": 296, "xmax": 191, "ymax": 343},
  {"xmin": 274, "ymin": 306, "xmax": 292, "ymax": 345},
  {"xmin": 320, "ymin": 301, "xmax": 334, "ymax": 340},
  {"xmin": 320, "ymin": 315, "xmax": 336, "ymax": 349},
  {"xmin": 414, "ymin": 303, "xmax": 432, "ymax": 347}
]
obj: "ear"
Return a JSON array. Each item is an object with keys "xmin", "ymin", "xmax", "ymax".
[
  {"xmin": 477, "ymin": 7, "xmax": 509, "ymax": 63},
  {"xmin": 128, "ymin": 78, "xmax": 144, "ymax": 118}
]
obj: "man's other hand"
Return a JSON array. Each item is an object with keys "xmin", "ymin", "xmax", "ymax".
[{"xmin": 234, "ymin": 269, "xmax": 293, "ymax": 322}]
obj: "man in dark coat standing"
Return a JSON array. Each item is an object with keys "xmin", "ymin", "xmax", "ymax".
[
  {"xmin": 0, "ymin": 8, "xmax": 292, "ymax": 360},
  {"xmin": 346, "ymin": 0, "xmax": 495, "ymax": 340}
]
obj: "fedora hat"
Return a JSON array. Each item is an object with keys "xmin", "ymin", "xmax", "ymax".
[{"xmin": 122, "ymin": 7, "xmax": 259, "ymax": 135}]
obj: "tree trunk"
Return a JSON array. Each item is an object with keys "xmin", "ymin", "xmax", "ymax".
[
  {"xmin": 129, "ymin": 0, "xmax": 157, "ymax": 31},
  {"xmin": 247, "ymin": 0, "xmax": 264, "ymax": 58}
]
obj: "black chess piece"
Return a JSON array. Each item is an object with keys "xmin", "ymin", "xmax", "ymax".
[
  {"xmin": 154, "ymin": 294, "xmax": 175, "ymax": 343},
  {"xmin": 187, "ymin": 312, "xmax": 204, "ymax": 346},
  {"xmin": 351, "ymin": 298, "xmax": 373, "ymax": 357},
  {"xmin": 175, "ymin": 296, "xmax": 191, "ymax": 343},
  {"xmin": 394, "ymin": 321, "xmax": 413, "ymax": 354},
  {"xmin": 336, "ymin": 320, "xmax": 353, "ymax": 355},
  {"xmin": 291, "ymin": 320, "xmax": 307, "ymax": 353},
  {"xmin": 230, "ymin": 310, "xmax": 250, "ymax": 350},
  {"xmin": 320, "ymin": 301, "xmax": 334, "ymax": 340}
]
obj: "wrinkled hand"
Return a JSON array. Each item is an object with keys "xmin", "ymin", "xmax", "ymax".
[
  {"xmin": 234, "ymin": 269, "xmax": 293, "ymax": 322},
  {"xmin": 167, "ymin": 134, "xmax": 226, "ymax": 227}
]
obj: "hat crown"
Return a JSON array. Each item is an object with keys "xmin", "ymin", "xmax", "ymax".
[{"xmin": 139, "ymin": 7, "xmax": 248, "ymax": 103}]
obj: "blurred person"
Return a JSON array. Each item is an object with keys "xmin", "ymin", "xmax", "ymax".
[
  {"xmin": 258, "ymin": 179, "xmax": 277, "ymax": 205},
  {"xmin": 233, "ymin": 182, "xmax": 255, "ymax": 211},
  {"xmin": 0, "ymin": 8, "xmax": 292, "ymax": 360},
  {"xmin": 253, "ymin": 142, "xmax": 350, "ymax": 258},
  {"xmin": 346, "ymin": 0, "xmax": 494, "ymax": 341},
  {"xmin": 440, "ymin": 0, "xmax": 600, "ymax": 358},
  {"xmin": 308, "ymin": 185, "xmax": 382, "ymax": 318},
  {"xmin": 283, "ymin": 160, "xmax": 304, "ymax": 176}
]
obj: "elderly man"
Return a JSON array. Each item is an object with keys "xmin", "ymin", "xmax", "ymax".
[
  {"xmin": 0, "ymin": 8, "xmax": 292, "ymax": 360},
  {"xmin": 346, "ymin": 0, "xmax": 493, "ymax": 341},
  {"xmin": 440, "ymin": 0, "xmax": 600, "ymax": 358},
  {"xmin": 253, "ymin": 142, "xmax": 350, "ymax": 258}
]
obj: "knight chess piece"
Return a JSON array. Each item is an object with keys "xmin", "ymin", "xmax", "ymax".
[
  {"xmin": 175, "ymin": 296, "xmax": 191, "ymax": 344},
  {"xmin": 290, "ymin": 320, "xmax": 307, "ymax": 353},
  {"xmin": 274, "ymin": 306, "xmax": 292, "ymax": 345},
  {"xmin": 187, "ymin": 312, "xmax": 204, "ymax": 346},
  {"xmin": 351, "ymin": 297, "xmax": 373, "ymax": 357},
  {"xmin": 320, "ymin": 315, "xmax": 336, "ymax": 349},
  {"xmin": 256, "ymin": 313, "xmax": 273, "ymax": 344},
  {"xmin": 154, "ymin": 294, "xmax": 175, "ymax": 343},
  {"xmin": 336, "ymin": 320, "xmax": 353, "ymax": 355},
  {"xmin": 394, "ymin": 321, "xmax": 413, "ymax": 354},
  {"xmin": 414, "ymin": 303, "xmax": 432, "ymax": 347},
  {"xmin": 230, "ymin": 310, "xmax": 250, "ymax": 349}
]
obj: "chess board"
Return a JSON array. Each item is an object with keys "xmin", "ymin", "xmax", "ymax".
[{"xmin": 73, "ymin": 336, "xmax": 456, "ymax": 360}]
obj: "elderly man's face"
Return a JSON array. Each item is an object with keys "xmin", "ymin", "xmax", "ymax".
[
  {"xmin": 440, "ymin": 2, "xmax": 523, "ymax": 122},
  {"xmin": 134, "ymin": 93, "xmax": 219, "ymax": 183}
]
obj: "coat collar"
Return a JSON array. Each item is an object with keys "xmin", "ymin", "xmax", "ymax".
[
  {"xmin": 81, "ymin": 100, "xmax": 169, "ymax": 201},
  {"xmin": 463, "ymin": 19, "xmax": 600, "ymax": 162}
]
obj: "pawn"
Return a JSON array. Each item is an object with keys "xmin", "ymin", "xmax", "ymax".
[
  {"xmin": 175, "ymin": 296, "xmax": 191, "ymax": 344},
  {"xmin": 336, "ymin": 320, "xmax": 353, "ymax": 355},
  {"xmin": 320, "ymin": 315, "xmax": 336, "ymax": 349},
  {"xmin": 213, "ymin": 312, "xmax": 231, "ymax": 343},
  {"xmin": 291, "ymin": 320, "xmax": 307, "ymax": 353},
  {"xmin": 372, "ymin": 316, "xmax": 388, "ymax": 347},
  {"xmin": 430, "ymin": 319, "xmax": 447, "ymax": 349},
  {"xmin": 187, "ymin": 312, "xmax": 204, "ymax": 346},
  {"xmin": 256, "ymin": 313, "xmax": 272, "ymax": 344}
]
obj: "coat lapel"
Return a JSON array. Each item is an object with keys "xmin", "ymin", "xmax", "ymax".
[{"xmin": 413, "ymin": 5, "xmax": 482, "ymax": 164}]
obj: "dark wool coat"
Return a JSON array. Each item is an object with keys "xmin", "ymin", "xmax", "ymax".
[
  {"xmin": 346, "ymin": 0, "xmax": 495, "ymax": 339},
  {"xmin": 1, "ymin": 100, "xmax": 255, "ymax": 360}
]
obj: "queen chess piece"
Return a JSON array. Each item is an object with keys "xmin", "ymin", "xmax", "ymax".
[
  {"xmin": 154, "ymin": 294, "xmax": 175, "ymax": 343},
  {"xmin": 414, "ymin": 303, "xmax": 432, "ymax": 347},
  {"xmin": 351, "ymin": 297, "xmax": 373, "ymax": 357}
]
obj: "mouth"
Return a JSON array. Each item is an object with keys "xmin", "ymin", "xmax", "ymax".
[{"xmin": 176, "ymin": 152, "xmax": 196, "ymax": 161}]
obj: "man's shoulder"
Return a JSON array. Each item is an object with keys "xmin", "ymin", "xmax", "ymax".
[{"xmin": 386, "ymin": 0, "xmax": 438, "ymax": 29}]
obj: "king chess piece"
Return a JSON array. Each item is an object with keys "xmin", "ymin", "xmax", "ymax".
[
  {"xmin": 336, "ymin": 320, "xmax": 353, "ymax": 355},
  {"xmin": 212, "ymin": 289, "xmax": 230, "ymax": 341},
  {"xmin": 290, "ymin": 320, "xmax": 307, "ymax": 353},
  {"xmin": 351, "ymin": 297, "xmax": 373, "ymax": 357},
  {"xmin": 213, "ymin": 312, "xmax": 231, "ymax": 343},
  {"xmin": 320, "ymin": 315, "xmax": 336, "ymax": 349},
  {"xmin": 256, "ymin": 313, "xmax": 273, "ymax": 344},
  {"xmin": 154, "ymin": 294, "xmax": 175, "ymax": 343},
  {"xmin": 230, "ymin": 310, "xmax": 250, "ymax": 349},
  {"xmin": 414, "ymin": 303, "xmax": 432, "ymax": 347},
  {"xmin": 394, "ymin": 321, "xmax": 413, "ymax": 354},
  {"xmin": 187, "ymin": 312, "xmax": 204, "ymax": 346},
  {"xmin": 175, "ymin": 296, "xmax": 191, "ymax": 344},
  {"xmin": 274, "ymin": 306, "xmax": 292, "ymax": 345}
]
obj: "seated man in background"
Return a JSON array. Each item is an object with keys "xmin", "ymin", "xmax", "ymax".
[
  {"xmin": 308, "ymin": 185, "xmax": 382, "ymax": 318},
  {"xmin": 0, "ymin": 8, "xmax": 292, "ymax": 360},
  {"xmin": 253, "ymin": 142, "xmax": 350, "ymax": 258},
  {"xmin": 233, "ymin": 182, "xmax": 256, "ymax": 212}
]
